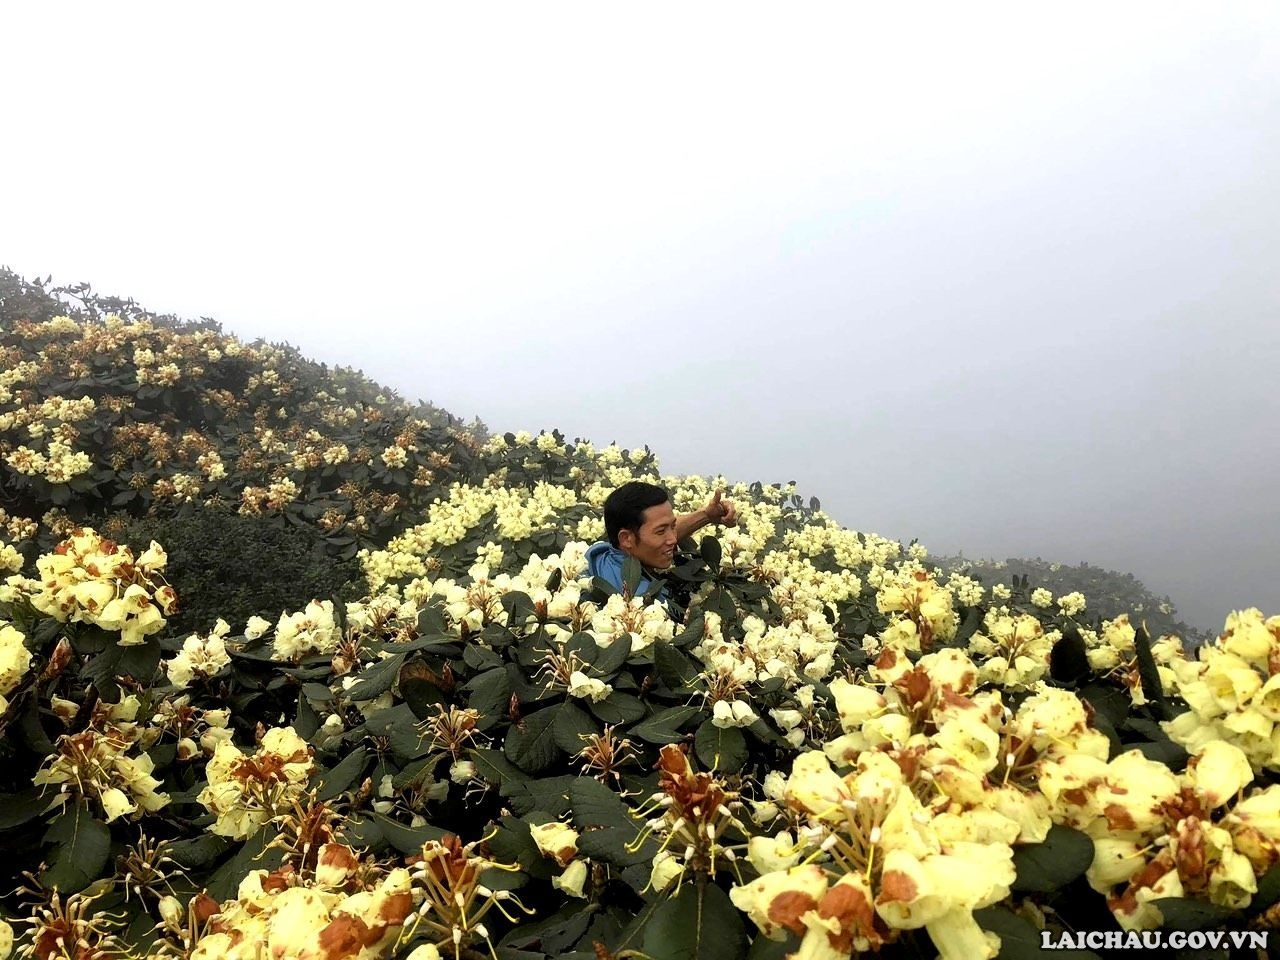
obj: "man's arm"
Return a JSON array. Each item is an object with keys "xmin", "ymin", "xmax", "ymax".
[{"xmin": 675, "ymin": 490, "xmax": 738, "ymax": 541}]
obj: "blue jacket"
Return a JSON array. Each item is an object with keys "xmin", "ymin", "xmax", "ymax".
[{"xmin": 584, "ymin": 541, "xmax": 667, "ymax": 600}]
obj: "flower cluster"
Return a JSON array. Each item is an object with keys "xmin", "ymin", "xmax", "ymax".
[
  {"xmin": 273, "ymin": 599, "xmax": 343, "ymax": 661},
  {"xmin": 197, "ymin": 726, "xmax": 315, "ymax": 838},
  {"xmin": 33, "ymin": 697, "xmax": 170, "ymax": 821},
  {"xmin": 636, "ymin": 745, "xmax": 750, "ymax": 893},
  {"xmin": 735, "ymin": 747, "xmax": 1015, "ymax": 960},
  {"xmin": 1049, "ymin": 740, "xmax": 1280, "ymax": 929},
  {"xmin": 0, "ymin": 621, "xmax": 31, "ymax": 714},
  {"xmin": 967, "ymin": 609, "xmax": 1058, "ymax": 690},
  {"xmin": 16, "ymin": 528, "xmax": 176, "ymax": 645},
  {"xmin": 403, "ymin": 835, "xmax": 531, "ymax": 954},
  {"xmin": 165, "ymin": 617, "xmax": 233, "ymax": 687},
  {"xmin": 1164, "ymin": 608, "xmax": 1280, "ymax": 770},
  {"xmin": 178, "ymin": 846, "xmax": 415, "ymax": 960}
]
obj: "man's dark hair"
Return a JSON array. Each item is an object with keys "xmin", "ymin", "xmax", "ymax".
[{"xmin": 604, "ymin": 481, "xmax": 671, "ymax": 547}]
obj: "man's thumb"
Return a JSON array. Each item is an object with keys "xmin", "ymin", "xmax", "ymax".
[{"xmin": 710, "ymin": 489, "xmax": 722, "ymax": 504}]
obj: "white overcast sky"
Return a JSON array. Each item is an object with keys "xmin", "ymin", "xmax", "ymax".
[{"xmin": 3, "ymin": 2, "xmax": 1278, "ymax": 632}]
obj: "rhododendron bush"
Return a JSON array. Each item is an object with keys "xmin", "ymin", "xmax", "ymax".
[{"xmin": 3, "ymin": 275, "xmax": 1280, "ymax": 959}]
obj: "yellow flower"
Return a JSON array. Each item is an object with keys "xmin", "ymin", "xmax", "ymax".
[
  {"xmin": 0, "ymin": 623, "xmax": 32, "ymax": 697},
  {"xmin": 1224, "ymin": 785, "xmax": 1280, "ymax": 872},
  {"xmin": 100, "ymin": 787, "xmax": 138, "ymax": 823},
  {"xmin": 1088, "ymin": 838, "xmax": 1149, "ymax": 891},
  {"xmin": 529, "ymin": 821, "xmax": 579, "ymax": 867},
  {"xmin": 746, "ymin": 831, "xmax": 803, "ymax": 874},
  {"xmin": 197, "ymin": 727, "xmax": 314, "ymax": 839},
  {"xmin": 795, "ymin": 874, "xmax": 885, "ymax": 959},
  {"xmin": 931, "ymin": 715, "xmax": 1001, "ymax": 776},
  {"xmin": 552, "ymin": 859, "xmax": 589, "ymax": 899},
  {"xmin": 730, "ymin": 863, "xmax": 830, "ymax": 941},
  {"xmin": 784, "ymin": 751, "xmax": 850, "ymax": 822},
  {"xmin": 1188, "ymin": 741, "xmax": 1254, "ymax": 809},
  {"xmin": 826, "ymin": 677, "xmax": 885, "ymax": 733}
]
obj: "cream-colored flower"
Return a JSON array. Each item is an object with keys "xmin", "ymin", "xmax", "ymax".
[
  {"xmin": 530, "ymin": 821, "xmax": 579, "ymax": 867},
  {"xmin": 1187, "ymin": 741, "xmax": 1254, "ymax": 809},
  {"xmin": 730, "ymin": 863, "xmax": 829, "ymax": 941},
  {"xmin": 552, "ymin": 858, "xmax": 589, "ymax": 898}
]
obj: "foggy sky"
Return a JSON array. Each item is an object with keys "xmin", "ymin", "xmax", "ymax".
[{"xmin": 3, "ymin": 3, "xmax": 1278, "ymax": 632}]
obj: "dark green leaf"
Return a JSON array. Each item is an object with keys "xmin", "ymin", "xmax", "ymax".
[
  {"xmin": 1120, "ymin": 717, "xmax": 1168, "ymax": 740},
  {"xmin": 464, "ymin": 667, "xmax": 512, "ymax": 726},
  {"xmin": 41, "ymin": 802, "xmax": 111, "ymax": 894},
  {"xmin": 554, "ymin": 701, "xmax": 598, "ymax": 754},
  {"xmin": 505, "ymin": 705, "xmax": 562, "ymax": 773},
  {"xmin": 1132, "ymin": 624, "xmax": 1166, "ymax": 708},
  {"xmin": 295, "ymin": 690, "xmax": 320, "ymax": 740},
  {"xmin": 509, "ymin": 775, "xmax": 579, "ymax": 818},
  {"xmin": 315, "ymin": 746, "xmax": 370, "ymax": 801},
  {"xmin": 501, "ymin": 902, "xmax": 597, "ymax": 952},
  {"xmin": 0, "ymin": 787, "xmax": 46, "ymax": 830},
  {"xmin": 671, "ymin": 609, "xmax": 705, "ymax": 649},
  {"xmin": 1131, "ymin": 739, "xmax": 1190, "ymax": 770},
  {"xmin": 589, "ymin": 692, "xmax": 647, "ymax": 725},
  {"xmin": 374, "ymin": 813, "xmax": 447, "ymax": 854},
  {"xmin": 975, "ymin": 906, "xmax": 1100, "ymax": 960},
  {"xmin": 116, "ymin": 638, "xmax": 162, "ymax": 683},
  {"xmin": 655, "ymin": 642, "xmax": 701, "ymax": 691},
  {"xmin": 472, "ymin": 747, "xmax": 530, "ymax": 791},
  {"xmin": 746, "ymin": 931, "xmax": 801, "ymax": 960},
  {"xmin": 487, "ymin": 816, "xmax": 555, "ymax": 879},
  {"xmin": 1049, "ymin": 625, "xmax": 1091, "ymax": 684},
  {"xmin": 570, "ymin": 777, "xmax": 652, "ymax": 868},
  {"xmin": 591, "ymin": 634, "xmax": 633, "ymax": 677},
  {"xmin": 1249, "ymin": 862, "xmax": 1280, "ymax": 916},
  {"xmin": 204, "ymin": 829, "xmax": 283, "ymax": 902},
  {"xmin": 361, "ymin": 703, "xmax": 430, "ymax": 762},
  {"xmin": 622, "ymin": 556, "xmax": 643, "ymax": 596},
  {"xmin": 694, "ymin": 720, "xmax": 747, "ymax": 773},
  {"xmin": 641, "ymin": 882, "xmax": 746, "ymax": 960},
  {"xmin": 699, "ymin": 536, "xmax": 722, "ymax": 569},
  {"xmin": 401, "ymin": 676, "xmax": 447, "ymax": 720},
  {"xmin": 1011, "ymin": 824, "xmax": 1094, "ymax": 893},
  {"xmin": 591, "ymin": 576, "xmax": 619, "ymax": 597},
  {"xmin": 165, "ymin": 833, "xmax": 233, "ymax": 869},
  {"xmin": 416, "ymin": 603, "xmax": 448, "ymax": 637},
  {"xmin": 346, "ymin": 652, "xmax": 407, "ymax": 701},
  {"xmin": 1079, "ymin": 682, "xmax": 1130, "ymax": 727},
  {"xmin": 1151, "ymin": 897, "xmax": 1241, "ymax": 931},
  {"xmin": 501, "ymin": 591, "xmax": 536, "ymax": 626},
  {"xmin": 545, "ymin": 568, "xmax": 564, "ymax": 594},
  {"xmin": 632, "ymin": 705, "xmax": 703, "ymax": 744},
  {"xmin": 464, "ymin": 643, "xmax": 504, "ymax": 672}
]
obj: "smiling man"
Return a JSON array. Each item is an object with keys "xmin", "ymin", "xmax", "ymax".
[{"xmin": 585, "ymin": 480, "xmax": 738, "ymax": 598}]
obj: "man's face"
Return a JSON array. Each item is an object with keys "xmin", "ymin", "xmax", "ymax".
[{"xmin": 619, "ymin": 500, "xmax": 678, "ymax": 570}]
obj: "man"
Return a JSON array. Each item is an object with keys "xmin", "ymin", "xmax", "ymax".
[{"xmin": 585, "ymin": 480, "xmax": 738, "ymax": 597}]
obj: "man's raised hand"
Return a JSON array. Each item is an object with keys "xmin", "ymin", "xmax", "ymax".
[{"xmin": 705, "ymin": 490, "xmax": 739, "ymax": 528}]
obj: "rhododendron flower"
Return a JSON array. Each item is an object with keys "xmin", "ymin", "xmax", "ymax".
[
  {"xmin": 0, "ymin": 623, "xmax": 31, "ymax": 700},
  {"xmin": 274, "ymin": 600, "xmax": 341, "ymax": 661},
  {"xmin": 746, "ymin": 831, "xmax": 803, "ymax": 874},
  {"xmin": 552, "ymin": 859, "xmax": 589, "ymax": 898},
  {"xmin": 566, "ymin": 670, "xmax": 612, "ymax": 702},
  {"xmin": 784, "ymin": 751, "xmax": 850, "ymax": 822},
  {"xmin": 530, "ymin": 821, "xmax": 579, "ymax": 867},
  {"xmin": 729, "ymin": 863, "xmax": 829, "ymax": 941},
  {"xmin": 712, "ymin": 698, "xmax": 757, "ymax": 728},
  {"xmin": 826, "ymin": 677, "xmax": 885, "ymax": 732},
  {"xmin": 198, "ymin": 727, "xmax": 314, "ymax": 839}
]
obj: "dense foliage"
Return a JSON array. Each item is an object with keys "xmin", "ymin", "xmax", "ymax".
[
  {"xmin": 120, "ymin": 507, "xmax": 366, "ymax": 639},
  {"xmin": 0, "ymin": 272, "xmax": 1275, "ymax": 960}
]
